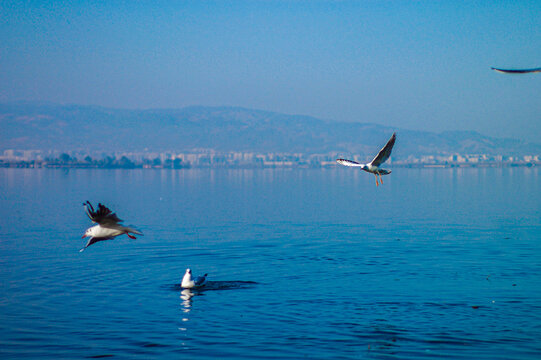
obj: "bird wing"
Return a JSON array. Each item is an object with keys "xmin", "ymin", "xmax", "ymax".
[
  {"xmin": 194, "ymin": 274, "xmax": 208, "ymax": 286},
  {"xmin": 79, "ymin": 236, "xmax": 114, "ymax": 252},
  {"xmin": 336, "ymin": 158, "xmax": 363, "ymax": 167},
  {"xmin": 370, "ymin": 133, "xmax": 396, "ymax": 167},
  {"xmin": 491, "ymin": 67, "xmax": 541, "ymax": 74},
  {"xmin": 84, "ymin": 201, "xmax": 123, "ymax": 226}
]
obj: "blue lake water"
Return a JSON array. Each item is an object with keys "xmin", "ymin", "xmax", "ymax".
[{"xmin": 0, "ymin": 167, "xmax": 540, "ymax": 359}]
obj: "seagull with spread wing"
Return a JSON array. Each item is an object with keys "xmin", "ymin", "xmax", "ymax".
[
  {"xmin": 336, "ymin": 132, "xmax": 396, "ymax": 187},
  {"xmin": 80, "ymin": 201, "xmax": 143, "ymax": 252}
]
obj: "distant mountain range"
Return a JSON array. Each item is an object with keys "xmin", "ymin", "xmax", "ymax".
[{"xmin": 1, "ymin": 102, "xmax": 540, "ymax": 157}]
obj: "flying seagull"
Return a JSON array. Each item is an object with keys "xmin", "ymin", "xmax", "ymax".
[
  {"xmin": 491, "ymin": 67, "xmax": 541, "ymax": 74},
  {"xmin": 181, "ymin": 269, "xmax": 208, "ymax": 289},
  {"xmin": 336, "ymin": 132, "xmax": 396, "ymax": 187},
  {"xmin": 80, "ymin": 201, "xmax": 142, "ymax": 252}
]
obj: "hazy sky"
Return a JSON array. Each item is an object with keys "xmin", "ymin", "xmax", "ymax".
[{"xmin": 1, "ymin": 1, "xmax": 540, "ymax": 141}]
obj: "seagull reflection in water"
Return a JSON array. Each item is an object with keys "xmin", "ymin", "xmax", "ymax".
[
  {"xmin": 180, "ymin": 288, "xmax": 196, "ymax": 313},
  {"xmin": 177, "ymin": 280, "xmax": 258, "ymax": 317}
]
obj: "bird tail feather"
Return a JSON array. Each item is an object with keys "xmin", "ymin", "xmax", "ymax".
[{"xmin": 125, "ymin": 226, "xmax": 143, "ymax": 235}]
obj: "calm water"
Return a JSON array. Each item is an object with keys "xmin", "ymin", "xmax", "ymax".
[{"xmin": 0, "ymin": 167, "xmax": 540, "ymax": 359}]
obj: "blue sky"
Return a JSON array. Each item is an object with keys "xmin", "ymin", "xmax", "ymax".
[{"xmin": 1, "ymin": 1, "xmax": 540, "ymax": 141}]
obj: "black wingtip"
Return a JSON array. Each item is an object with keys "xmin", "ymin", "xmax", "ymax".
[
  {"xmin": 387, "ymin": 133, "xmax": 396, "ymax": 145},
  {"xmin": 84, "ymin": 201, "xmax": 95, "ymax": 212}
]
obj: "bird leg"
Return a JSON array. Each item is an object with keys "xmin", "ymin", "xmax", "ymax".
[
  {"xmin": 375, "ymin": 174, "xmax": 379, "ymax": 186},
  {"xmin": 380, "ymin": 174, "xmax": 383, "ymax": 184},
  {"xmin": 126, "ymin": 233, "xmax": 137, "ymax": 239}
]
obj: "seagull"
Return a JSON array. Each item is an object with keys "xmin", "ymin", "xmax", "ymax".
[
  {"xmin": 80, "ymin": 201, "xmax": 142, "ymax": 252},
  {"xmin": 181, "ymin": 269, "xmax": 208, "ymax": 289},
  {"xmin": 491, "ymin": 67, "xmax": 541, "ymax": 74},
  {"xmin": 336, "ymin": 132, "xmax": 396, "ymax": 187}
]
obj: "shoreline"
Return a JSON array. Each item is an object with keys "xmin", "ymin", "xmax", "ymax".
[{"xmin": 1, "ymin": 161, "xmax": 538, "ymax": 169}]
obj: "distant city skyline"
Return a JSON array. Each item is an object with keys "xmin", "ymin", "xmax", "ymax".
[
  {"xmin": 1, "ymin": 1, "xmax": 540, "ymax": 142},
  {"xmin": 2, "ymin": 148, "xmax": 539, "ymax": 169}
]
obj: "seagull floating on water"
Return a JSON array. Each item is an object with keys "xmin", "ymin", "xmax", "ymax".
[
  {"xmin": 80, "ymin": 201, "xmax": 142, "ymax": 252},
  {"xmin": 336, "ymin": 132, "xmax": 396, "ymax": 187},
  {"xmin": 491, "ymin": 67, "xmax": 541, "ymax": 74},
  {"xmin": 181, "ymin": 269, "xmax": 208, "ymax": 289}
]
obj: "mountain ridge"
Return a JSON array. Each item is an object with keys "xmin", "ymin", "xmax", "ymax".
[{"xmin": 1, "ymin": 102, "xmax": 539, "ymax": 157}]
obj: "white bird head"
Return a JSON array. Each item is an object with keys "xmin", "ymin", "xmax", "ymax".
[
  {"xmin": 183, "ymin": 268, "xmax": 192, "ymax": 280},
  {"xmin": 82, "ymin": 227, "xmax": 95, "ymax": 238}
]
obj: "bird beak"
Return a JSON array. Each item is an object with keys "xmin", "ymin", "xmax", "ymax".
[{"xmin": 82, "ymin": 234, "xmax": 87, "ymax": 238}]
